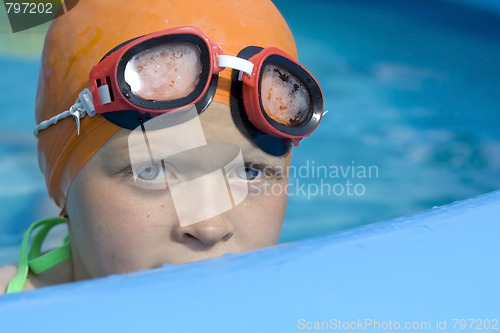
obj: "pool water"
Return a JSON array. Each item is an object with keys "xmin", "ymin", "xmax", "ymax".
[
  {"xmin": 275, "ymin": 0, "xmax": 500, "ymax": 241},
  {"xmin": 0, "ymin": 0, "xmax": 499, "ymax": 264}
]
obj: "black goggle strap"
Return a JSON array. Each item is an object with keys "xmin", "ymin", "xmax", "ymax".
[{"xmin": 230, "ymin": 46, "xmax": 291, "ymax": 157}]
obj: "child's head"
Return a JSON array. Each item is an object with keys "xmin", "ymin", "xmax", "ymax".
[{"xmin": 35, "ymin": 0, "xmax": 322, "ymax": 277}]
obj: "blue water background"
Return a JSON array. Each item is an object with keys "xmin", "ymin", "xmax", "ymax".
[
  {"xmin": 276, "ymin": 0, "xmax": 500, "ymax": 241},
  {"xmin": 0, "ymin": 0, "xmax": 499, "ymax": 264}
]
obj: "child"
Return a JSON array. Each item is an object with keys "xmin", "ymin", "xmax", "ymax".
[{"xmin": 1, "ymin": 0, "xmax": 323, "ymax": 293}]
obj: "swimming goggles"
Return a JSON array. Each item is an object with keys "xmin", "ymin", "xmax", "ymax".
[{"xmin": 34, "ymin": 26, "xmax": 324, "ymax": 142}]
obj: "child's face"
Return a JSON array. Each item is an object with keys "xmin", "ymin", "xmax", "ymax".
[{"xmin": 65, "ymin": 101, "xmax": 289, "ymax": 279}]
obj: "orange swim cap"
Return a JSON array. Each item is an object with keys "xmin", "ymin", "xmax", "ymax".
[{"xmin": 36, "ymin": 0, "xmax": 297, "ymax": 208}]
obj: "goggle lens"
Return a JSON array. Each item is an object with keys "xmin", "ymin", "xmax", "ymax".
[
  {"xmin": 124, "ymin": 42, "xmax": 203, "ymax": 101},
  {"xmin": 260, "ymin": 63, "xmax": 310, "ymax": 126}
]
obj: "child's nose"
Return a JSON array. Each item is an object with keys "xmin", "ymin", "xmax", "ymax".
[{"xmin": 172, "ymin": 215, "xmax": 234, "ymax": 248}]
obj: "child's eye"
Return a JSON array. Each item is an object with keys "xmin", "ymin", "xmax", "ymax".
[
  {"xmin": 127, "ymin": 161, "xmax": 178, "ymax": 190},
  {"xmin": 233, "ymin": 164, "xmax": 266, "ymax": 181},
  {"xmin": 136, "ymin": 163, "xmax": 161, "ymax": 181}
]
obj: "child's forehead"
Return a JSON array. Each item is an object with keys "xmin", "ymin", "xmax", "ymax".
[{"xmin": 96, "ymin": 104, "xmax": 288, "ymax": 167}]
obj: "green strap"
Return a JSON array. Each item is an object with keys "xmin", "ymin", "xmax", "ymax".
[{"xmin": 6, "ymin": 217, "xmax": 71, "ymax": 294}]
